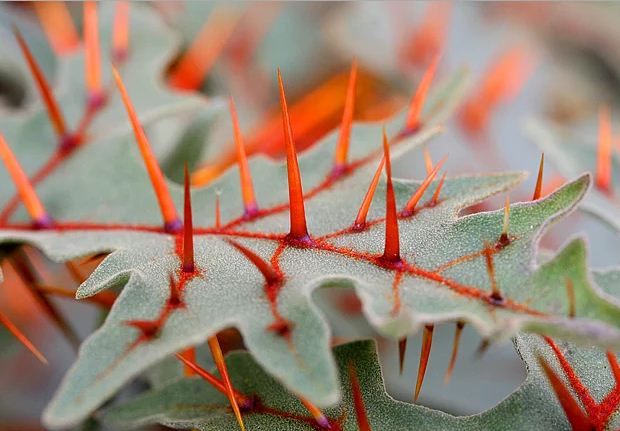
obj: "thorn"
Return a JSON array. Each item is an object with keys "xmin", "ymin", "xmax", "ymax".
[
  {"xmin": 0, "ymin": 310, "xmax": 47, "ymax": 364},
  {"xmin": 596, "ymin": 105, "xmax": 613, "ymax": 194},
  {"xmin": 83, "ymin": 2, "xmax": 104, "ymax": 105},
  {"xmin": 348, "ymin": 361, "xmax": 371, "ymax": 431},
  {"xmin": 606, "ymin": 351, "xmax": 620, "ymax": 384},
  {"xmin": 208, "ymin": 335, "xmax": 246, "ymax": 431},
  {"xmin": 565, "ymin": 278, "xmax": 576, "ymax": 319},
  {"xmin": 112, "ymin": 66, "xmax": 181, "ymax": 233},
  {"xmin": 537, "ymin": 355, "xmax": 592, "ymax": 430},
  {"xmin": 430, "ymin": 172, "xmax": 446, "ymax": 207},
  {"xmin": 497, "ymin": 195, "xmax": 510, "ymax": 248},
  {"xmin": 353, "ymin": 156, "xmax": 385, "ymax": 230},
  {"xmin": 278, "ymin": 69, "xmax": 311, "ymax": 245},
  {"xmin": 444, "ymin": 321, "xmax": 465, "ymax": 384},
  {"xmin": 333, "ymin": 60, "xmax": 358, "ymax": 174},
  {"xmin": 381, "ymin": 127, "xmax": 401, "ymax": 264},
  {"xmin": 226, "ymin": 240, "xmax": 280, "ymax": 285},
  {"xmin": 476, "ymin": 339, "xmax": 490, "ymax": 358},
  {"xmin": 398, "ymin": 337, "xmax": 407, "ymax": 375},
  {"xmin": 0, "ymin": 134, "xmax": 52, "ymax": 228},
  {"xmin": 402, "ymin": 157, "xmax": 446, "ymax": 216},
  {"xmin": 229, "ymin": 97, "xmax": 258, "ymax": 218},
  {"xmin": 532, "ymin": 153, "xmax": 544, "ymax": 200},
  {"xmin": 112, "ymin": 1, "xmax": 130, "ymax": 64},
  {"xmin": 483, "ymin": 243, "xmax": 503, "ymax": 303},
  {"xmin": 423, "ymin": 148, "xmax": 433, "ymax": 175},
  {"xmin": 179, "ymin": 347, "xmax": 197, "ymax": 376},
  {"xmin": 414, "ymin": 324, "xmax": 434, "ymax": 402},
  {"xmin": 215, "ymin": 191, "xmax": 221, "ymax": 229},
  {"xmin": 175, "ymin": 351, "xmax": 252, "ymax": 409},
  {"xmin": 167, "ymin": 273, "xmax": 183, "ymax": 309},
  {"xmin": 183, "ymin": 165, "xmax": 195, "ymax": 273},
  {"xmin": 299, "ymin": 397, "xmax": 331, "ymax": 429},
  {"xmin": 32, "ymin": 1, "xmax": 79, "ymax": 55},
  {"xmin": 405, "ymin": 54, "xmax": 440, "ymax": 132},
  {"xmin": 14, "ymin": 25, "xmax": 69, "ymax": 142},
  {"xmin": 37, "ymin": 284, "xmax": 116, "ymax": 309},
  {"xmin": 168, "ymin": 7, "xmax": 238, "ymax": 91}
]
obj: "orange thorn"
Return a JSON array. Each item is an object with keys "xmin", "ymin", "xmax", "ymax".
[
  {"xmin": 423, "ymin": 148, "xmax": 433, "ymax": 175},
  {"xmin": 348, "ymin": 361, "xmax": 371, "ymax": 431},
  {"xmin": 215, "ymin": 192, "xmax": 222, "ymax": 229},
  {"xmin": 112, "ymin": 66, "xmax": 181, "ymax": 233},
  {"xmin": 596, "ymin": 105, "xmax": 613, "ymax": 194},
  {"xmin": 402, "ymin": 157, "xmax": 446, "ymax": 215},
  {"xmin": 430, "ymin": 171, "xmax": 446, "ymax": 207},
  {"xmin": 0, "ymin": 310, "xmax": 47, "ymax": 364},
  {"xmin": 299, "ymin": 397, "xmax": 331, "ymax": 429},
  {"xmin": 405, "ymin": 54, "xmax": 440, "ymax": 132},
  {"xmin": 168, "ymin": 7, "xmax": 238, "ymax": 91},
  {"xmin": 229, "ymin": 97, "xmax": 258, "ymax": 218},
  {"xmin": 414, "ymin": 324, "xmax": 434, "ymax": 402},
  {"xmin": 483, "ymin": 243, "xmax": 502, "ymax": 302},
  {"xmin": 179, "ymin": 347, "xmax": 197, "ymax": 376},
  {"xmin": 381, "ymin": 127, "xmax": 400, "ymax": 264},
  {"xmin": 208, "ymin": 335, "xmax": 246, "ymax": 431},
  {"xmin": 398, "ymin": 337, "xmax": 407, "ymax": 375},
  {"xmin": 112, "ymin": 1, "xmax": 130, "ymax": 63},
  {"xmin": 183, "ymin": 165, "xmax": 194, "ymax": 273},
  {"xmin": 83, "ymin": 1, "xmax": 104, "ymax": 104},
  {"xmin": 0, "ymin": 134, "xmax": 51, "ymax": 228},
  {"xmin": 13, "ymin": 26, "xmax": 68, "ymax": 141},
  {"xmin": 226, "ymin": 240, "xmax": 280, "ymax": 285},
  {"xmin": 537, "ymin": 356, "xmax": 592, "ymax": 430},
  {"xmin": 532, "ymin": 153, "xmax": 545, "ymax": 200},
  {"xmin": 606, "ymin": 351, "xmax": 620, "ymax": 384},
  {"xmin": 278, "ymin": 69, "xmax": 311, "ymax": 245},
  {"xmin": 353, "ymin": 156, "xmax": 385, "ymax": 230},
  {"xmin": 444, "ymin": 321, "xmax": 464, "ymax": 384},
  {"xmin": 33, "ymin": 1, "xmax": 79, "ymax": 55},
  {"xmin": 565, "ymin": 278, "xmax": 576, "ymax": 319},
  {"xmin": 333, "ymin": 60, "xmax": 358, "ymax": 173},
  {"xmin": 175, "ymin": 351, "xmax": 252, "ymax": 407}
]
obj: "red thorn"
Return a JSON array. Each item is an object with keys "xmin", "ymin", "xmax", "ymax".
[
  {"xmin": 381, "ymin": 127, "xmax": 400, "ymax": 264},
  {"xmin": 112, "ymin": 1, "xmax": 130, "ymax": 63},
  {"xmin": 215, "ymin": 192, "xmax": 221, "ymax": 229},
  {"xmin": 353, "ymin": 156, "xmax": 385, "ymax": 230},
  {"xmin": 179, "ymin": 347, "xmax": 197, "ymax": 376},
  {"xmin": 0, "ymin": 310, "xmax": 47, "ymax": 364},
  {"xmin": 537, "ymin": 355, "xmax": 592, "ymax": 430},
  {"xmin": 444, "ymin": 321, "xmax": 464, "ymax": 384},
  {"xmin": 423, "ymin": 148, "xmax": 433, "ymax": 175},
  {"xmin": 299, "ymin": 397, "xmax": 331, "ymax": 429},
  {"xmin": 183, "ymin": 165, "xmax": 195, "ymax": 273},
  {"xmin": 348, "ymin": 361, "xmax": 371, "ymax": 431},
  {"xmin": 112, "ymin": 66, "xmax": 181, "ymax": 233},
  {"xmin": 208, "ymin": 335, "xmax": 246, "ymax": 431},
  {"xmin": 402, "ymin": 157, "xmax": 446, "ymax": 215},
  {"xmin": 33, "ymin": 1, "xmax": 80, "ymax": 55},
  {"xmin": 483, "ymin": 243, "xmax": 502, "ymax": 303},
  {"xmin": 405, "ymin": 54, "xmax": 440, "ymax": 132},
  {"xmin": 226, "ymin": 240, "xmax": 280, "ymax": 285},
  {"xmin": 83, "ymin": 1, "xmax": 103, "ymax": 102},
  {"xmin": 596, "ymin": 105, "xmax": 613, "ymax": 194},
  {"xmin": 13, "ymin": 26, "xmax": 68, "ymax": 140},
  {"xmin": 430, "ymin": 171, "xmax": 446, "ymax": 207},
  {"xmin": 333, "ymin": 60, "xmax": 358, "ymax": 173},
  {"xmin": 0, "ymin": 134, "xmax": 51, "ymax": 228},
  {"xmin": 532, "ymin": 153, "xmax": 544, "ymax": 200},
  {"xmin": 278, "ymin": 69, "xmax": 311, "ymax": 245},
  {"xmin": 565, "ymin": 278, "xmax": 576, "ymax": 319},
  {"xmin": 175, "ymin": 351, "xmax": 252, "ymax": 409},
  {"xmin": 167, "ymin": 273, "xmax": 183, "ymax": 309},
  {"xmin": 414, "ymin": 325, "xmax": 434, "ymax": 402},
  {"xmin": 230, "ymin": 97, "xmax": 258, "ymax": 218},
  {"xmin": 398, "ymin": 337, "xmax": 407, "ymax": 375},
  {"xmin": 497, "ymin": 195, "xmax": 510, "ymax": 248},
  {"xmin": 606, "ymin": 351, "xmax": 620, "ymax": 384}
]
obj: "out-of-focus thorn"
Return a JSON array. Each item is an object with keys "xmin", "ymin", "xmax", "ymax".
[
  {"xmin": 401, "ymin": 2, "xmax": 451, "ymax": 68},
  {"xmin": 353, "ymin": 155, "xmax": 385, "ymax": 230},
  {"xmin": 405, "ymin": 54, "xmax": 440, "ymax": 132},
  {"xmin": 299, "ymin": 397, "xmax": 331, "ymax": 429},
  {"xmin": 430, "ymin": 171, "xmax": 446, "ymax": 207},
  {"xmin": 402, "ymin": 157, "xmax": 446, "ymax": 216},
  {"xmin": 183, "ymin": 164, "xmax": 195, "ymax": 273},
  {"xmin": 179, "ymin": 347, "xmax": 197, "ymax": 376},
  {"xmin": 0, "ymin": 134, "xmax": 51, "ymax": 228},
  {"xmin": 37, "ymin": 284, "xmax": 116, "ymax": 309},
  {"xmin": 348, "ymin": 361, "xmax": 372, "ymax": 431},
  {"xmin": 398, "ymin": 337, "xmax": 407, "ymax": 375},
  {"xmin": 596, "ymin": 105, "xmax": 612, "ymax": 194},
  {"xmin": 0, "ymin": 310, "xmax": 48, "ymax": 364},
  {"xmin": 414, "ymin": 324, "xmax": 434, "ymax": 402},
  {"xmin": 229, "ymin": 97, "xmax": 258, "ymax": 218},
  {"xmin": 444, "ymin": 321, "xmax": 464, "ymax": 384},
  {"xmin": 112, "ymin": 66, "xmax": 181, "ymax": 233},
  {"xmin": 168, "ymin": 7, "xmax": 239, "ymax": 91},
  {"xmin": 381, "ymin": 127, "xmax": 400, "ymax": 264},
  {"xmin": 423, "ymin": 148, "xmax": 433, "ymax": 175},
  {"xmin": 83, "ymin": 1, "xmax": 104, "ymax": 104},
  {"xmin": 606, "ymin": 351, "xmax": 620, "ymax": 384},
  {"xmin": 532, "ymin": 153, "xmax": 545, "ymax": 200},
  {"xmin": 33, "ymin": 1, "xmax": 79, "ymax": 55},
  {"xmin": 112, "ymin": 1, "xmax": 130, "ymax": 64},
  {"xmin": 333, "ymin": 60, "xmax": 358, "ymax": 175},
  {"xmin": 565, "ymin": 278, "xmax": 576, "ymax": 319}
]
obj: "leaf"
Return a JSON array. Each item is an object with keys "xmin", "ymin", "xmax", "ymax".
[{"xmin": 103, "ymin": 333, "xmax": 620, "ymax": 431}]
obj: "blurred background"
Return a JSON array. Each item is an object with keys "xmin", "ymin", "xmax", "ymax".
[{"xmin": 1, "ymin": 2, "xmax": 620, "ymax": 429}]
